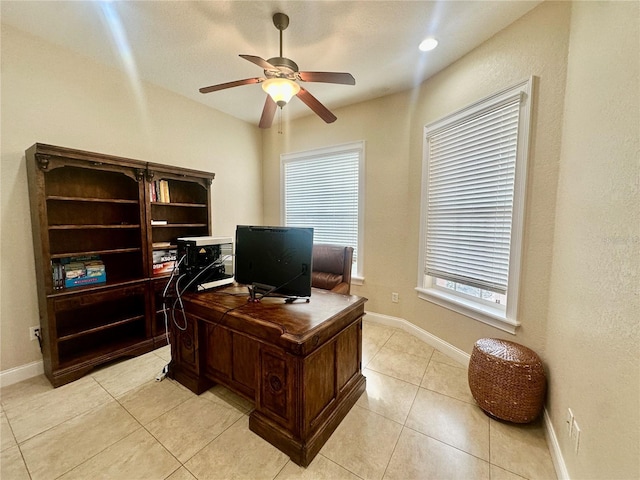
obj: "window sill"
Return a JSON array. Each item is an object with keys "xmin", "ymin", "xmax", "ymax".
[
  {"xmin": 415, "ymin": 287, "xmax": 519, "ymax": 334},
  {"xmin": 351, "ymin": 276, "xmax": 364, "ymax": 286}
]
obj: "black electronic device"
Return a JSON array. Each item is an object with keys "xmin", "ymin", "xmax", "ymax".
[
  {"xmin": 176, "ymin": 236, "xmax": 234, "ymax": 291},
  {"xmin": 234, "ymin": 225, "xmax": 313, "ymax": 300}
]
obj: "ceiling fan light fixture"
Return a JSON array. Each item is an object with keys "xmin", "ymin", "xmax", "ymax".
[{"xmin": 262, "ymin": 78, "xmax": 300, "ymax": 107}]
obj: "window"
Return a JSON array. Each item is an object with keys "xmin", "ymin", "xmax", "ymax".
[
  {"xmin": 417, "ymin": 78, "xmax": 533, "ymax": 333},
  {"xmin": 281, "ymin": 141, "xmax": 364, "ymax": 281}
]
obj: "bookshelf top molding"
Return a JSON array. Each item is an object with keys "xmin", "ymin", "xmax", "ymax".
[{"xmin": 28, "ymin": 143, "xmax": 215, "ymax": 183}]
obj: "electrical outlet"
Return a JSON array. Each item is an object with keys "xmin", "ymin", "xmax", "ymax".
[
  {"xmin": 391, "ymin": 292, "xmax": 399, "ymax": 303},
  {"xmin": 572, "ymin": 420, "xmax": 581, "ymax": 454},
  {"xmin": 29, "ymin": 326, "xmax": 40, "ymax": 341}
]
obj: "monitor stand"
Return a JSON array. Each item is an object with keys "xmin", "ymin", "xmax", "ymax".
[{"xmin": 248, "ymin": 283, "xmax": 310, "ymax": 303}]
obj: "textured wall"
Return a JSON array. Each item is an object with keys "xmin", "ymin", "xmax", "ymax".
[
  {"xmin": 545, "ymin": 2, "xmax": 640, "ymax": 478},
  {"xmin": 0, "ymin": 25, "xmax": 263, "ymax": 371},
  {"xmin": 263, "ymin": 1, "xmax": 571, "ymax": 357}
]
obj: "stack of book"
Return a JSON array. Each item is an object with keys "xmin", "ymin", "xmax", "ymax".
[
  {"xmin": 53, "ymin": 256, "xmax": 107, "ymax": 289},
  {"xmin": 149, "ymin": 180, "xmax": 171, "ymax": 203},
  {"xmin": 152, "ymin": 248, "xmax": 177, "ymax": 276}
]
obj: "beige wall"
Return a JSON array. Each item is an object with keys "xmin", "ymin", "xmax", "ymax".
[
  {"xmin": 2, "ymin": 1, "xmax": 638, "ymax": 477},
  {"xmin": 263, "ymin": 2, "xmax": 639, "ymax": 478},
  {"xmin": 545, "ymin": 2, "xmax": 639, "ymax": 478},
  {"xmin": 0, "ymin": 25, "xmax": 264, "ymax": 371},
  {"xmin": 264, "ymin": 1, "xmax": 570, "ymax": 356}
]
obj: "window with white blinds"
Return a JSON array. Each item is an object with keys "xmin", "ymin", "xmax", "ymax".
[
  {"xmin": 281, "ymin": 141, "xmax": 364, "ymax": 278},
  {"xmin": 425, "ymin": 97, "xmax": 520, "ymax": 293},
  {"xmin": 417, "ymin": 78, "xmax": 533, "ymax": 333}
]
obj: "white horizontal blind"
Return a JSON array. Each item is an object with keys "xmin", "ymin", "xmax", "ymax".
[
  {"xmin": 424, "ymin": 96, "xmax": 521, "ymax": 294},
  {"xmin": 283, "ymin": 147, "xmax": 360, "ymax": 264}
]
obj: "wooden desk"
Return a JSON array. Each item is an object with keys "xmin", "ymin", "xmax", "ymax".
[{"xmin": 168, "ymin": 285, "xmax": 367, "ymax": 467}]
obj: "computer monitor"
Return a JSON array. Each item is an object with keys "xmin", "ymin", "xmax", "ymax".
[{"xmin": 234, "ymin": 225, "xmax": 313, "ymax": 300}]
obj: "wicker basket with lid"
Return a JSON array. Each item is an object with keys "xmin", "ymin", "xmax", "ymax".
[{"xmin": 468, "ymin": 338, "xmax": 546, "ymax": 423}]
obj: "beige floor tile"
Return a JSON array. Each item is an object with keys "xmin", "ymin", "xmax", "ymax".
[
  {"xmin": 274, "ymin": 454, "xmax": 362, "ymax": 479},
  {"xmin": 146, "ymin": 395, "xmax": 243, "ymax": 463},
  {"xmin": 491, "ymin": 464, "xmax": 529, "ymax": 480},
  {"xmin": 490, "ymin": 418, "xmax": 556, "ymax": 480},
  {"xmin": 185, "ymin": 416, "xmax": 289, "ymax": 480},
  {"xmin": 320, "ymin": 404, "xmax": 403, "ymax": 480},
  {"xmin": 357, "ymin": 369, "xmax": 419, "ymax": 424},
  {"xmin": 1, "ymin": 445, "xmax": 30, "ymax": 480},
  {"xmin": 202, "ymin": 384, "xmax": 255, "ymax": 414},
  {"xmin": 367, "ymin": 346, "xmax": 429, "ymax": 385},
  {"xmin": 362, "ymin": 321, "xmax": 397, "ymax": 345},
  {"xmin": 432, "ymin": 349, "xmax": 467, "ymax": 368},
  {"xmin": 0, "ymin": 374, "xmax": 52, "ymax": 406},
  {"xmin": 3, "ymin": 376, "xmax": 112, "ymax": 443},
  {"xmin": 1, "ymin": 410, "xmax": 17, "ymax": 451},
  {"xmin": 166, "ymin": 466, "xmax": 197, "ymax": 480},
  {"xmin": 383, "ymin": 427, "xmax": 490, "ymax": 480},
  {"xmin": 154, "ymin": 344, "xmax": 172, "ymax": 362},
  {"xmin": 362, "ymin": 321, "xmax": 396, "ymax": 367},
  {"xmin": 117, "ymin": 378, "xmax": 193, "ymax": 425},
  {"xmin": 58, "ymin": 428, "xmax": 179, "ymax": 480},
  {"xmin": 384, "ymin": 330, "xmax": 435, "ymax": 360},
  {"xmin": 20, "ymin": 401, "xmax": 139, "ymax": 480},
  {"xmin": 405, "ymin": 388, "xmax": 490, "ymax": 460},
  {"xmin": 421, "ymin": 359, "xmax": 475, "ymax": 404},
  {"xmin": 362, "ymin": 337, "xmax": 382, "ymax": 368},
  {"xmin": 91, "ymin": 350, "xmax": 168, "ymax": 397}
]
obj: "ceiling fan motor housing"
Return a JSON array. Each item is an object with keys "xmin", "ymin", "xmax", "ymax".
[{"xmin": 266, "ymin": 57, "xmax": 299, "ymax": 78}]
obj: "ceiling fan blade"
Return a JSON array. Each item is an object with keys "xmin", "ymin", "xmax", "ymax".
[
  {"xmin": 199, "ymin": 77, "xmax": 263, "ymax": 94},
  {"xmin": 259, "ymin": 95, "xmax": 277, "ymax": 129},
  {"xmin": 296, "ymin": 87, "xmax": 337, "ymax": 124},
  {"xmin": 298, "ymin": 71, "xmax": 355, "ymax": 85},
  {"xmin": 240, "ymin": 54, "xmax": 277, "ymax": 71}
]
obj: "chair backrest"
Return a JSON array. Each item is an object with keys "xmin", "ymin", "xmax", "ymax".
[{"xmin": 311, "ymin": 244, "xmax": 354, "ymax": 295}]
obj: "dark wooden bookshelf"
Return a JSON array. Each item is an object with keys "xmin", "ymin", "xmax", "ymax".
[{"xmin": 26, "ymin": 143, "xmax": 214, "ymax": 387}]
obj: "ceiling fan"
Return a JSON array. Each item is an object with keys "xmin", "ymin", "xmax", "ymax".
[{"xmin": 199, "ymin": 12, "xmax": 356, "ymax": 129}]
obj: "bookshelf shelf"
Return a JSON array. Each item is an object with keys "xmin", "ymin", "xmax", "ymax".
[
  {"xmin": 151, "ymin": 223, "xmax": 208, "ymax": 228},
  {"xmin": 49, "ymin": 224, "xmax": 141, "ymax": 230},
  {"xmin": 58, "ymin": 315, "xmax": 146, "ymax": 342},
  {"xmin": 49, "ymin": 247, "xmax": 142, "ymax": 259},
  {"xmin": 46, "ymin": 278, "xmax": 147, "ymax": 299},
  {"xmin": 47, "ymin": 196, "xmax": 139, "ymax": 204},
  {"xmin": 151, "ymin": 202, "xmax": 207, "ymax": 208},
  {"xmin": 57, "ymin": 334, "xmax": 150, "ymax": 371},
  {"xmin": 27, "ymin": 143, "xmax": 214, "ymax": 387}
]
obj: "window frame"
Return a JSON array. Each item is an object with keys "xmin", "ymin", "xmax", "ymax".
[
  {"xmin": 416, "ymin": 78, "xmax": 534, "ymax": 334},
  {"xmin": 280, "ymin": 140, "xmax": 365, "ymax": 283}
]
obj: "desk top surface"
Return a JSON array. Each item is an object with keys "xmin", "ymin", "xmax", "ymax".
[{"xmin": 182, "ymin": 285, "xmax": 367, "ymax": 351}]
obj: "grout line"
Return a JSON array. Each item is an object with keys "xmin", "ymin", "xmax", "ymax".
[
  {"xmin": 380, "ymin": 424, "xmax": 405, "ymax": 480},
  {"xmin": 402, "ymin": 423, "xmax": 491, "ymax": 465}
]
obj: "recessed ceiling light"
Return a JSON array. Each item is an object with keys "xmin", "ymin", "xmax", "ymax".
[{"xmin": 419, "ymin": 38, "xmax": 439, "ymax": 52}]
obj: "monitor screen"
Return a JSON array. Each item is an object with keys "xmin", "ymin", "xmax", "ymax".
[{"xmin": 234, "ymin": 225, "xmax": 314, "ymax": 299}]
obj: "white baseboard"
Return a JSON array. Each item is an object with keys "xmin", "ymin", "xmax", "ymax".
[
  {"xmin": 364, "ymin": 311, "xmax": 470, "ymax": 366},
  {"xmin": 0, "ymin": 360, "xmax": 44, "ymax": 388},
  {"xmin": 544, "ymin": 408, "xmax": 570, "ymax": 480},
  {"xmin": 363, "ymin": 310, "xmax": 569, "ymax": 480}
]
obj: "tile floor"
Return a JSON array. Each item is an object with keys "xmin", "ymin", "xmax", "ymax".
[{"xmin": 1, "ymin": 320, "xmax": 557, "ymax": 480}]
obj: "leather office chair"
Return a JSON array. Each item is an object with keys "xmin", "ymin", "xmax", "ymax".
[{"xmin": 311, "ymin": 244, "xmax": 354, "ymax": 295}]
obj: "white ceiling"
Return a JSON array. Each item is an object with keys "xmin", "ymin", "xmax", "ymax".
[{"xmin": 1, "ymin": 1, "xmax": 541, "ymax": 126}]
